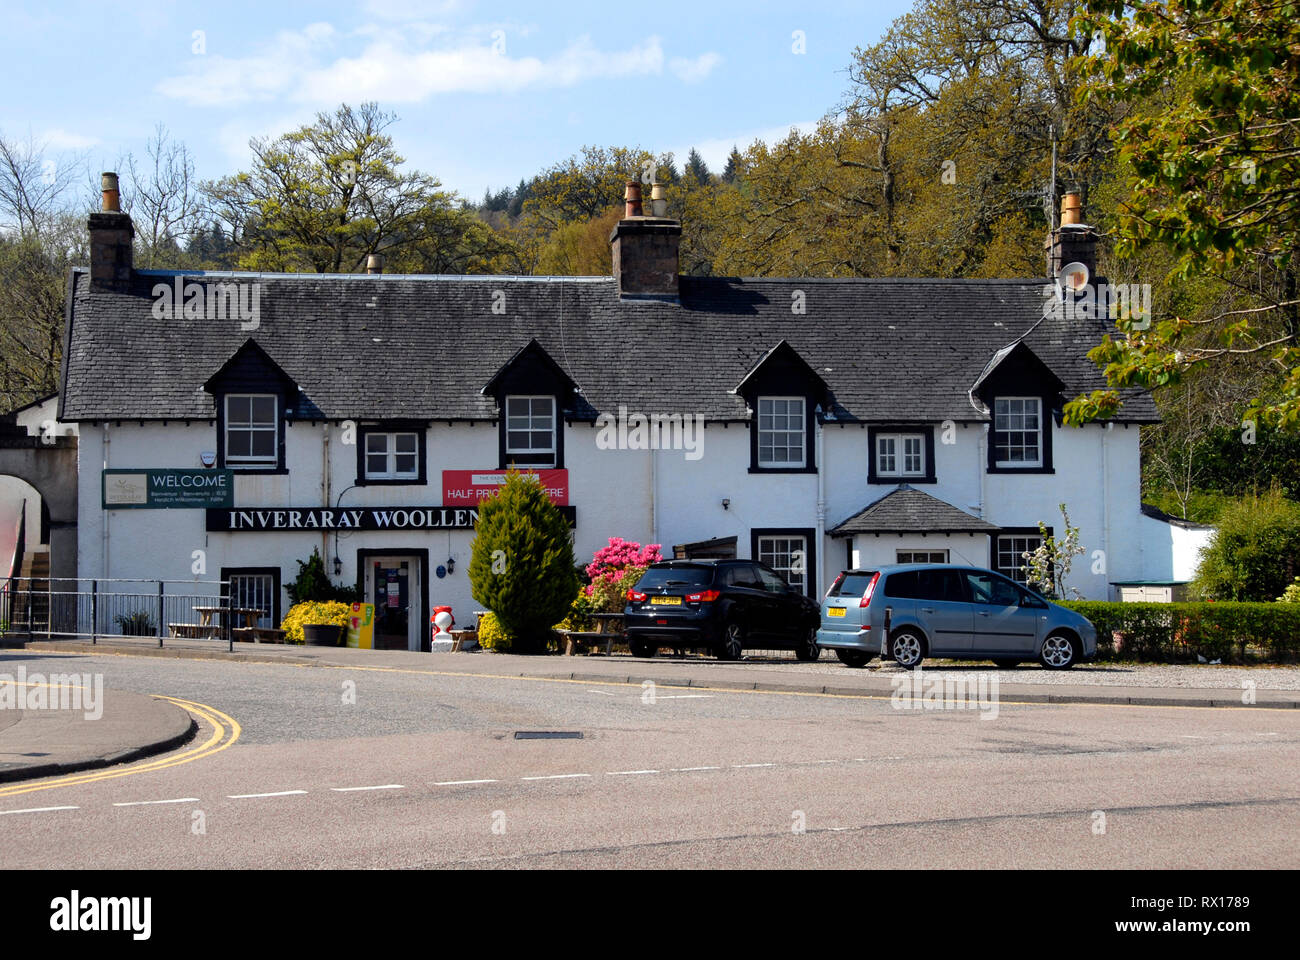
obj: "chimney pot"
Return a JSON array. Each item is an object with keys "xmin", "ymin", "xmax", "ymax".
[
  {"xmin": 1061, "ymin": 191, "xmax": 1083, "ymax": 226},
  {"xmin": 101, "ymin": 171, "xmax": 120, "ymax": 212},
  {"xmin": 650, "ymin": 180, "xmax": 667, "ymax": 218},
  {"xmin": 624, "ymin": 180, "xmax": 643, "ymax": 218},
  {"xmin": 366, "ymin": 253, "xmax": 384, "ymax": 274}
]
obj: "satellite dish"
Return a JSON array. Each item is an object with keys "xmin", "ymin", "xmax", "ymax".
[{"xmin": 1058, "ymin": 261, "xmax": 1090, "ymax": 294}]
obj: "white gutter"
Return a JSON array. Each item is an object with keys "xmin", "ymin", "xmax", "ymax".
[
  {"xmin": 322, "ymin": 423, "xmax": 331, "ymax": 564},
  {"xmin": 101, "ymin": 423, "xmax": 110, "ymax": 578},
  {"xmin": 815, "ymin": 410, "xmax": 825, "ymax": 591}
]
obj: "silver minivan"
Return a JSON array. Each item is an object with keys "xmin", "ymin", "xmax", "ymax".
[{"xmin": 815, "ymin": 564, "xmax": 1096, "ymax": 669}]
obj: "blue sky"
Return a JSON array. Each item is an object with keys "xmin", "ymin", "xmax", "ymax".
[{"xmin": 3, "ymin": 0, "xmax": 912, "ymax": 201}]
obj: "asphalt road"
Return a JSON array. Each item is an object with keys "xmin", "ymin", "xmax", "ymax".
[{"xmin": 1, "ymin": 650, "xmax": 1297, "ymax": 868}]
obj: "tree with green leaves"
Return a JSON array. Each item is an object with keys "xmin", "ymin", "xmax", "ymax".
[
  {"xmin": 721, "ymin": 146, "xmax": 743, "ymax": 184},
  {"xmin": 204, "ymin": 102, "xmax": 495, "ymax": 274},
  {"xmin": 468, "ymin": 471, "xmax": 578, "ymax": 653},
  {"xmin": 1067, "ymin": 0, "xmax": 1300, "ymax": 430},
  {"xmin": 684, "ymin": 148, "xmax": 711, "ymax": 187},
  {"xmin": 1193, "ymin": 486, "xmax": 1300, "ymax": 601}
]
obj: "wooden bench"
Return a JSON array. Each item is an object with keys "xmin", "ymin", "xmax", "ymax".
[
  {"xmin": 168, "ymin": 623, "xmax": 219, "ymax": 639},
  {"xmin": 560, "ymin": 631, "xmax": 621, "ymax": 656},
  {"xmin": 250, "ymin": 627, "xmax": 287, "ymax": 643}
]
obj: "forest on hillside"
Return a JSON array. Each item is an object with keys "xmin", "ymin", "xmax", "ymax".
[{"xmin": 1, "ymin": 0, "xmax": 1297, "ymax": 522}]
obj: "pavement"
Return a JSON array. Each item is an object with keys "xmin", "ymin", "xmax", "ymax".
[
  {"xmin": 0, "ymin": 671, "xmax": 195, "ymax": 783},
  {"xmin": 2, "ymin": 636, "xmax": 1296, "ymax": 786}
]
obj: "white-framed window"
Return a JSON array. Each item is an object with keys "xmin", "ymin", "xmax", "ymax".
[
  {"xmin": 876, "ymin": 433, "xmax": 925, "ymax": 477},
  {"xmin": 365, "ymin": 431, "xmax": 419, "ymax": 480},
  {"xmin": 997, "ymin": 535, "xmax": 1043, "ymax": 585},
  {"xmin": 897, "ymin": 550, "xmax": 948, "ymax": 564},
  {"xmin": 993, "ymin": 397, "xmax": 1043, "ymax": 467},
  {"xmin": 758, "ymin": 535, "xmax": 807, "ymax": 595},
  {"xmin": 757, "ymin": 397, "xmax": 805, "ymax": 468},
  {"xmin": 224, "ymin": 394, "xmax": 277, "ymax": 466},
  {"xmin": 505, "ymin": 395, "xmax": 556, "ymax": 466}
]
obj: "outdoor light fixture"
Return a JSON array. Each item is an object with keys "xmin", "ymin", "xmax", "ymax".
[
  {"xmin": 333, "ymin": 556, "xmax": 342, "ymax": 577},
  {"xmin": 722, "ymin": 499, "xmax": 731, "ymax": 510},
  {"xmin": 446, "ymin": 556, "xmax": 455, "ymax": 574}
]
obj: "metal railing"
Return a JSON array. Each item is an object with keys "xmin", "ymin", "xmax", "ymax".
[{"xmin": 1, "ymin": 576, "xmax": 238, "ymax": 651}]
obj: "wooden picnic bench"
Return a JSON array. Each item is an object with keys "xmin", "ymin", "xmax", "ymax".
[
  {"xmin": 561, "ymin": 612, "xmax": 625, "ymax": 656},
  {"xmin": 168, "ymin": 622, "xmax": 220, "ymax": 639}
]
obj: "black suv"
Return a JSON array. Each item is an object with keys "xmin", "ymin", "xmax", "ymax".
[{"xmin": 623, "ymin": 560, "xmax": 821, "ymax": 660}]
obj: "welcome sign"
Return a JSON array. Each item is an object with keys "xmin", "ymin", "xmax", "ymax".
[
  {"xmin": 206, "ymin": 505, "xmax": 577, "ymax": 532},
  {"xmin": 103, "ymin": 469, "xmax": 233, "ymax": 509}
]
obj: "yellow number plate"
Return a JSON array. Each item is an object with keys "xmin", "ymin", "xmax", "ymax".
[
  {"xmin": 650, "ymin": 596, "xmax": 682, "ymax": 606},
  {"xmin": 827, "ymin": 607, "xmax": 847, "ymax": 618}
]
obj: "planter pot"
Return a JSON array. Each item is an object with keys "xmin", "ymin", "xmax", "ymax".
[{"xmin": 303, "ymin": 623, "xmax": 346, "ymax": 646}]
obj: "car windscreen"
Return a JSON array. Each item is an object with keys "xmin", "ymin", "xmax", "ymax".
[
  {"xmin": 634, "ymin": 566, "xmax": 714, "ymax": 589},
  {"xmin": 830, "ymin": 572, "xmax": 877, "ymax": 597}
]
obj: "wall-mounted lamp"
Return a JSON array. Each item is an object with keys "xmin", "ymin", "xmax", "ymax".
[
  {"xmin": 446, "ymin": 556, "xmax": 455, "ymax": 574},
  {"xmin": 721, "ymin": 498, "xmax": 730, "ymax": 511},
  {"xmin": 333, "ymin": 555, "xmax": 342, "ymax": 577}
]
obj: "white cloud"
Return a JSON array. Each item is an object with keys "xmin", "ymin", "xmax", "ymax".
[
  {"xmin": 676, "ymin": 121, "xmax": 819, "ymax": 172},
  {"xmin": 155, "ymin": 23, "xmax": 339, "ymax": 107},
  {"xmin": 669, "ymin": 51, "xmax": 722, "ymax": 84},
  {"xmin": 362, "ymin": 0, "xmax": 467, "ymax": 19},
  {"xmin": 39, "ymin": 128, "xmax": 99, "ymax": 150},
  {"xmin": 156, "ymin": 22, "xmax": 709, "ymax": 108}
]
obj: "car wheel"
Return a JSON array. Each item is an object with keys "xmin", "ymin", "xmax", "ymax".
[
  {"xmin": 1039, "ymin": 632, "xmax": 1077, "ymax": 670},
  {"xmin": 993, "ymin": 659, "xmax": 1019, "ymax": 669},
  {"xmin": 629, "ymin": 639, "xmax": 657, "ymax": 658},
  {"xmin": 891, "ymin": 629, "xmax": 926, "ymax": 670},
  {"xmin": 715, "ymin": 621, "xmax": 744, "ymax": 661},
  {"xmin": 794, "ymin": 627, "xmax": 820, "ymax": 662},
  {"xmin": 835, "ymin": 649, "xmax": 871, "ymax": 668}
]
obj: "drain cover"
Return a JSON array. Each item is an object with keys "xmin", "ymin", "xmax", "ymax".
[{"xmin": 514, "ymin": 731, "xmax": 583, "ymax": 740}]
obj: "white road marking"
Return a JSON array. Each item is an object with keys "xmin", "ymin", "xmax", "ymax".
[
  {"xmin": 606, "ymin": 769, "xmax": 659, "ymax": 776},
  {"xmin": 1181, "ymin": 735, "xmax": 1207, "ymax": 739},
  {"xmin": 113, "ymin": 797, "xmax": 200, "ymax": 807},
  {"xmin": 587, "ymin": 689, "xmax": 616, "ymax": 696},
  {"xmin": 734, "ymin": 763, "xmax": 775, "ymax": 768},
  {"xmin": 654, "ymin": 695, "xmax": 714, "ymax": 700},
  {"xmin": 0, "ymin": 805, "xmax": 79, "ymax": 815},
  {"xmin": 434, "ymin": 779, "xmax": 499, "ymax": 786},
  {"xmin": 330, "ymin": 784, "xmax": 405, "ymax": 792},
  {"xmin": 227, "ymin": 790, "xmax": 308, "ymax": 799},
  {"xmin": 670, "ymin": 766, "xmax": 721, "ymax": 772},
  {"xmin": 521, "ymin": 773, "xmax": 591, "ymax": 781}
]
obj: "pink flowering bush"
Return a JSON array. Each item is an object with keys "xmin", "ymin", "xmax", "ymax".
[{"xmin": 583, "ymin": 537, "xmax": 662, "ymax": 613}]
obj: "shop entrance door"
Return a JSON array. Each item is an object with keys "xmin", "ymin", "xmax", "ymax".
[{"xmin": 367, "ymin": 556, "xmax": 421, "ymax": 650}]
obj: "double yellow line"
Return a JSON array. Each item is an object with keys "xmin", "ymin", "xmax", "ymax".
[{"xmin": 0, "ymin": 696, "xmax": 240, "ymax": 799}]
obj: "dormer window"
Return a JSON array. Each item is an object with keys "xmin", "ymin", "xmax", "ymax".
[
  {"xmin": 505, "ymin": 395, "xmax": 556, "ymax": 467},
  {"xmin": 993, "ymin": 397, "xmax": 1042, "ymax": 468},
  {"xmin": 224, "ymin": 394, "xmax": 278, "ymax": 468},
  {"xmin": 757, "ymin": 397, "xmax": 805, "ymax": 468}
]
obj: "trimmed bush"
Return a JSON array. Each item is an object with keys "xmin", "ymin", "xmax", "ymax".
[
  {"xmin": 1061, "ymin": 600, "xmax": 1300, "ymax": 663},
  {"xmin": 468, "ymin": 470, "xmax": 578, "ymax": 653},
  {"xmin": 281, "ymin": 600, "xmax": 352, "ymax": 645},
  {"xmin": 476, "ymin": 611, "xmax": 510, "ymax": 652},
  {"xmin": 1192, "ymin": 488, "xmax": 1300, "ymax": 601}
]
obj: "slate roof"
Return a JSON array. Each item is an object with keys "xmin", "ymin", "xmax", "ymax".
[
  {"xmin": 829, "ymin": 485, "xmax": 1000, "ymax": 536},
  {"xmin": 59, "ymin": 268, "xmax": 1158, "ymax": 423}
]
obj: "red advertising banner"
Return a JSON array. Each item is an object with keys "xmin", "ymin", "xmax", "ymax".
[{"xmin": 442, "ymin": 469, "xmax": 569, "ymax": 506}]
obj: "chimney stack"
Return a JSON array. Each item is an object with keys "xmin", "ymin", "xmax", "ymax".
[
  {"xmin": 88, "ymin": 172, "xmax": 134, "ymax": 291},
  {"xmin": 366, "ymin": 253, "xmax": 384, "ymax": 274},
  {"xmin": 610, "ymin": 179, "xmax": 680, "ymax": 302},
  {"xmin": 1045, "ymin": 190, "xmax": 1096, "ymax": 284}
]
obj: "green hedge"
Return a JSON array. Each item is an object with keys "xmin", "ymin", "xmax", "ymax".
[{"xmin": 1060, "ymin": 601, "xmax": 1300, "ymax": 664}]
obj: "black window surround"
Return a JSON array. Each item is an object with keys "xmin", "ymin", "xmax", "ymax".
[
  {"xmin": 482, "ymin": 340, "xmax": 576, "ymax": 471},
  {"xmin": 868, "ymin": 425, "xmax": 937, "ymax": 484},
  {"xmin": 215, "ymin": 392, "xmax": 287, "ymax": 474},
  {"xmin": 750, "ymin": 527, "xmax": 817, "ymax": 599},
  {"xmin": 502, "ymin": 395, "xmax": 560, "ymax": 468},
  {"xmin": 220, "ymin": 566, "xmax": 282, "ymax": 629},
  {"xmin": 748, "ymin": 396, "xmax": 818, "ymax": 474},
  {"xmin": 991, "ymin": 527, "xmax": 1052, "ymax": 584},
  {"xmin": 355, "ymin": 422, "xmax": 429, "ymax": 486}
]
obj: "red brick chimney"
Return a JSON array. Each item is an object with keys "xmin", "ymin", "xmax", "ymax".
[
  {"xmin": 88, "ymin": 172, "xmax": 134, "ymax": 291},
  {"xmin": 609, "ymin": 179, "xmax": 680, "ymax": 302}
]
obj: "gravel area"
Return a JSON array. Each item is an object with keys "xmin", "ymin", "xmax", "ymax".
[{"xmin": 697, "ymin": 656, "xmax": 1300, "ymax": 689}]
